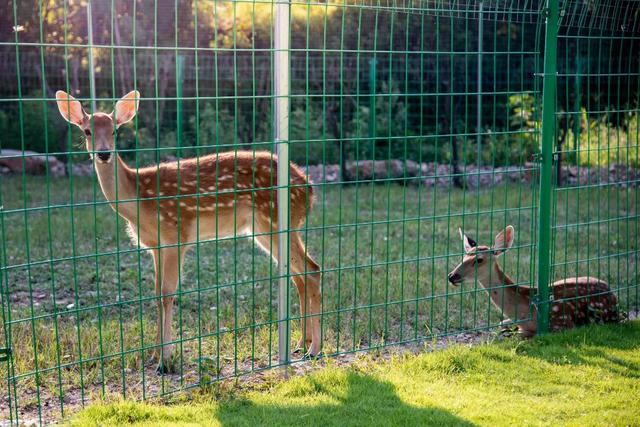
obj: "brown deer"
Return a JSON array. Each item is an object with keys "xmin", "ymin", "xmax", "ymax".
[
  {"xmin": 56, "ymin": 90, "xmax": 322, "ymax": 374},
  {"xmin": 447, "ymin": 225, "xmax": 618, "ymax": 337}
]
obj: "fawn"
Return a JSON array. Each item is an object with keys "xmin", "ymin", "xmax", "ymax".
[
  {"xmin": 447, "ymin": 225, "xmax": 618, "ymax": 336},
  {"xmin": 56, "ymin": 90, "xmax": 322, "ymax": 373}
]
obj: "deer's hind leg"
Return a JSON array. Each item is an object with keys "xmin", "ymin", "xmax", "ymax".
[
  {"xmin": 289, "ymin": 232, "xmax": 321, "ymax": 356},
  {"xmin": 252, "ymin": 216, "xmax": 322, "ymax": 357}
]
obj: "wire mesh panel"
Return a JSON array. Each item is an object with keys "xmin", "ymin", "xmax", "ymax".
[
  {"xmin": 551, "ymin": 0, "xmax": 640, "ymax": 324},
  {"xmin": 287, "ymin": 0, "xmax": 542, "ymax": 357},
  {"xmin": 0, "ymin": 0, "xmax": 638, "ymax": 425}
]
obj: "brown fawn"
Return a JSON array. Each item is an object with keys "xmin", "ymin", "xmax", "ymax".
[
  {"xmin": 448, "ymin": 225, "xmax": 618, "ymax": 336},
  {"xmin": 56, "ymin": 90, "xmax": 322, "ymax": 373}
]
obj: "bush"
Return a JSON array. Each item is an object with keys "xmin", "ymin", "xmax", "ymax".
[
  {"xmin": 567, "ymin": 110, "xmax": 640, "ymax": 168},
  {"xmin": 0, "ymin": 91, "xmax": 66, "ymax": 155}
]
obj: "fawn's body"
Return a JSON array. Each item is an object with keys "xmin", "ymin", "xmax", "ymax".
[
  {"xmin": 57, "ymin": 91, "xmax": 322, "ymax": 373},
  {"xmin": 448, "ymin": 226, "xmax": 618, "ymax": 336}
]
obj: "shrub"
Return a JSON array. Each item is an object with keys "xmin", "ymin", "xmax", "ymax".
[
  {"xmin": 567, "ymin": 110, "xmax": 640, "ymax": 168},
  {"xmin": 0, "ymin": 91, "xmax": 66, "ymax": 155}
]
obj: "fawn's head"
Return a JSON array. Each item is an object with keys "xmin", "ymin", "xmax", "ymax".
[
  {"xmin": 447, "ymin": 225, "xmax": 515, "ymax": 285},
  {"xmin": 55, "ymin": 90, "xmax": 140, "ymax": 164}
]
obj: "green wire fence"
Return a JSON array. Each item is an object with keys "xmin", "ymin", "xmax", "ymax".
[{"xmin": 0, "ymin": 0, "xmax": 638, "ymax": 424}]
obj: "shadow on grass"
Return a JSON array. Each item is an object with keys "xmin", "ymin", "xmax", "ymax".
[{"xmin": 216, "ymin": 371, "xmax": 476, "ymax": 427}]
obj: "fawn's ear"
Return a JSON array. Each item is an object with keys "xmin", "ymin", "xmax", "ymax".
[
  {"xmin": 493, "ymin": 225, "xmax": 515, "ymax": 256},
  {"xmin": 459, "ymin": 228, "xmax": 477, "ymax": 253},
  {"xmin": 113, "ymin": 90, "xmax": 140, "ymax": 127},
  {"xmin": 56, "ymin": 91, "xmax": 87, "ymax": 127}
]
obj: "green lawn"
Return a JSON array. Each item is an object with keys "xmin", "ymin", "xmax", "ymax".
[
  {"xmin": 1, "ymin": 176, "xmax": 638, "ymax": 422},
  {"xmin": 66, "ymin": 321, "xmax": 640, "ymax": 426}
]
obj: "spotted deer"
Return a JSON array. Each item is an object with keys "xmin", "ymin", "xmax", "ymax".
[
  {"xmin": 447, "ymin": 225, "xmax": 618, "ymax": 336},
  {"xmin": 56, "ymin": 90, "xmax": 322, "ymax": 373}
]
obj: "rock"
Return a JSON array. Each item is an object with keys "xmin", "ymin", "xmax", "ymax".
[
  {"xmin": 303, "ymin": 164, "xmax": 341, "ymax": 184},
  {"xmin": 71, "ymin": 161, "xmax": 94, "ymax": 177},
  {"xmin": 344, "ymin": 159, "xmax": 419, "ymax": 182},
  {"xmin": 465, "ymin": 166, "xmax": 504, "ymax": 188},
  {"xmin": 0, "ymin": 149, "xmax": 65, "ymax": 177}
]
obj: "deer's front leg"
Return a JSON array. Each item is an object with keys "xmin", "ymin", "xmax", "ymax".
[
  {"xmin": 151, "ymin": 250, "xmax": 163, "ymax": 362},
  {"xmin": 155, "ymin": 246, "xmax": 187, "ymax": 375}
]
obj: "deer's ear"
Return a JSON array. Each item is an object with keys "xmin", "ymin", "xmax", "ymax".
[
  {"xmin": 113, "ymin": 90, "xmax": 140, "ymax": 127},
  {"xmin": 493, "ymin": 225, "xmax": 515, "ymax": 256},
  {"xmin": 459, "ymin": 228, "xmax": 477, "ymax": 253},
  {"xmin": 56, "ymin": 91, "xmax": 87, "ymax": 127}
]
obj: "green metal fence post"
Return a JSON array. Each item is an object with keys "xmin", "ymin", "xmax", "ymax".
[
  {"xmin": 536, "ymin": 0, "xmax": 559, "ymax": 334},
  {"xmin": 176, "ymin": 54, "xmax": 184, "ymax": 157},
  {"xmin": 275, "ymin": 0, "xmax": 291, "ymax": 370},
  {"xmin": 476, "ymin": 1, "xmax": 483, "ymax": 166},
  {"xmin": 368, "ymin": 58, "xmax": 377, "ymax": 144},
  {"xmin": 573, "ymin": 49, "xmax": 581, "ymax": 158}
]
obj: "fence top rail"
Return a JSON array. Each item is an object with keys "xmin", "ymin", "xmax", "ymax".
[{"xmin": 559, "ymin": 0, "xmax": 640, "ymax": 34}]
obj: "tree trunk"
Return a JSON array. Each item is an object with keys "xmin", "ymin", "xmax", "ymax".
[
  {"xmin": 114, "ymin": 18, "xmax": 130, "ymax": 96},
  {"xmin": 442, "ymin": 80, "xmax": 464, "ymax": 189},
  {"xmin": 155, "ymin": 53, "xmax": 173, "ymax": 135}
]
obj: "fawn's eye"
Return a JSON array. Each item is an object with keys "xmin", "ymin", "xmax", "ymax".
[
  {"xmin": 476, "ymin": 257, "xmax": 484, "ymax": 264},
  {"xmin": 84, "ymin": 129, "xmax": 92, "ymax": 136}
]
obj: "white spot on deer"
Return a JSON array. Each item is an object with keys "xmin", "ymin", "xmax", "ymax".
[
  {"xmin": 143, "ymin": 177, "xmax": 151, "ymax": 185},
  {"xmin": 207, "ymin": 185, "xmax": 216, "ymax": 191},
  {"xmin": 145, "ymin": 189, "xmax": 155, "ymax": 196},
  {"xmin": 552, "ymin": 305, "xmax": 560, "ymax": 312}
]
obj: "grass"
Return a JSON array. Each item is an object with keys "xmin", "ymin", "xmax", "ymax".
[
  {"xmin": 1, "ymin": 175, "xmax": 639, "ymax": 422},
  {"xmin": 65, "ymin": 321, "xmax": 640, "ymax": 426}
]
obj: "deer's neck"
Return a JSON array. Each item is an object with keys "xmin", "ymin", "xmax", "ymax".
[
  {"xmin": 482, "ymin": 263, "xmax": 531, "ymax": 321},
  {"xmin": 93, "ymin": 155, "xmax": 138, "ymax": 221}
]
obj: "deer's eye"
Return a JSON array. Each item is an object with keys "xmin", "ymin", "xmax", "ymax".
[
  {"xmin": 84, "ymin": 129, "xmax": 92, "ymax": 136},
  {"xmin": 476, "ymin": 257, "xmax": 484, "ymax": 264}
]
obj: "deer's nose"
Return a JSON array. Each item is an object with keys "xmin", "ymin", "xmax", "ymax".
[
  {"xmin": 96, "ymin": 151, "xmax": 112, "ymax": 163},
  {"xmin": 448, "ymin": 272, "xmax": 461, "ymax": 284}
]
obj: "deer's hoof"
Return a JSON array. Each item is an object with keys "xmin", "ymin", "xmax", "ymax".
[
  {"xmin": 303, "ymin": 346, "xmax": 323, "ymax": 360},
  {"xmin": 303, "ymin": 351, "xmax": 323, "ymax": 361},
  {"xmin": 293, "ymin": 337, "xmax": 314, "ymax": 355},
  {"xmin": 156, "ymin": 361, "xmax": 173, "ymax": 375}
]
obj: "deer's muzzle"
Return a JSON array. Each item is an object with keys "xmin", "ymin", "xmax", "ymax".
[
  {"xmin": 448, "ymin": 272, "xmax": 462, "ymax": 285},
  {"xmin": 96, "ymin": 151, "xmax": 112, "ymax": 163}
]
